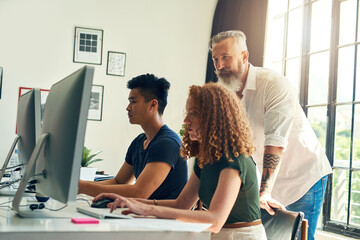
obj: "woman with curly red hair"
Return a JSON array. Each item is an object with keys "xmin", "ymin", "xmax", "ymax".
[{"xmin": 93, "ymin": 83, "xmax": 266, "ymax": 239}]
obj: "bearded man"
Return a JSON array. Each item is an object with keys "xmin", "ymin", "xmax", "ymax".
[{"xmin": 209, "ymin": 30, "xmax": 332, "ymax": 240}]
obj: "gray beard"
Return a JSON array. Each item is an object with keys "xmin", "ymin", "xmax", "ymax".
[{"xmin": 217, "ymin": 74, "xmax": 243, "ymax": 93}]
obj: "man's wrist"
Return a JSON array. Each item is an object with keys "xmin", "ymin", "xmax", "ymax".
[{"xmin": 260, "ymin": 182, "xmax": 272, "ymax": 196}]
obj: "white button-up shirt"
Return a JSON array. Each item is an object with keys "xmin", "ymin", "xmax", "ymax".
[{"xmin": 241, "ymin": 64, "xmax": 332, "ymax": 206}]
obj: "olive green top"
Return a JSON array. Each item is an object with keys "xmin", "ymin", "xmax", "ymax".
[{"xmin": 194, "ymin": 154, "xmax": 261, "ymax": 223}]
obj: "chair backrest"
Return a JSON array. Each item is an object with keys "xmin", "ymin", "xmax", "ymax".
[
  {"xmin": 261, "ymin": 208, "xmax": 304, "ymax": 240},
  {"xmin": 301, "ymin": 219, "xmax": 308, "ymax": 240}
]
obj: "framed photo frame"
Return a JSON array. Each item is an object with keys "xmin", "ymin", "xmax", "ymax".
[
  {"xmin": 73, "ymin": 27, "xmax": 103, "ymax": 65},
  {"xmin": 106, "ymin": 51, "xmax": 126, "ymax": 76},
  {"xmin": 88, "ymin": 85, "xmax": 104, "ymax": 121},
  {"xmin": 0, "ymin": 67, "xmax": 3, "ymax": 99}
]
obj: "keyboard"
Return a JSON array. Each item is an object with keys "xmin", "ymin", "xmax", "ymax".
[{"xmin": 76, "ymin": 206, "xmax": 133, "ymax": 219}]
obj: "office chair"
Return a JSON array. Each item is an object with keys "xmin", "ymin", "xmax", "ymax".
[{"xmin": 261, "ymin": 208, "xmax": 308, "ymax": 240}]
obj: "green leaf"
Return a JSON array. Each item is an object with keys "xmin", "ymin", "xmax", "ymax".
[{"xmin": 82, "ymin": 146, "xmax": 103, "ymax": 167}]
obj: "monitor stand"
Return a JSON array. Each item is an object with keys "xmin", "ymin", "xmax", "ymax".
[
  {"xmin": 15, "ymin": 204, "xmax": 76, "ymax": 218},
  {"xmin": 11, "ymin": 133, "xmax": 74, "ymax": 218}
]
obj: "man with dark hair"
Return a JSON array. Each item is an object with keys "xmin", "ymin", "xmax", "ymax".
[
  {"xmin": 78, "ymin": 74, "xmax": 188, "ymax": 200},
  {"xmin": 126, "ymin": 73, "xmax": 169, "ymax": 115}
]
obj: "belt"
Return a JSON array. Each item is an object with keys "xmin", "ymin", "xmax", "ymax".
[{"xmin": 223, "ymin": 219, "xmax": 262, "ymax": 228}]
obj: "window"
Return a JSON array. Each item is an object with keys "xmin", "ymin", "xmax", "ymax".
[{"xmin": 265, "ymin": 0, "xmax": 360, "ymax": 238}]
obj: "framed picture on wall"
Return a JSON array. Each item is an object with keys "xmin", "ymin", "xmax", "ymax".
[
  {"xmin": 73, "ymin": 27, "xmax": 103, "ymax": 65},
  {"xmin": 0, "ymin": 67, "xmax": 3, "ymax": 99},
  {"xmin": 88, "ymin": 85, "xmax": 104, "ymax": 121},
  {"xmin": 106, "ymin": 51, "xmax": 126, "ymax": 76}
]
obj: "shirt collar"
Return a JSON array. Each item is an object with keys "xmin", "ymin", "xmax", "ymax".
[
  {"xmin": 241, "ymin": 64, "xmax": 256, "ymax": 105},
  {"xmin": 245, "ymin": 63, "xmax": 257, "ymax": 91}
]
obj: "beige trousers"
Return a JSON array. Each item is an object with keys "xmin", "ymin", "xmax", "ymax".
[{"xmin": 211, "ymin": 224, "xmax": 267, "ymax": 240}]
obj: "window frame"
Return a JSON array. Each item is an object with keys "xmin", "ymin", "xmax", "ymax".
[
  {"xmin": 265, "ymin": 0, "xmax": 360, "ymax": 238},
  {"xmin": 322, "ymin": 0, "xmax": 360, "ymax": 237}
]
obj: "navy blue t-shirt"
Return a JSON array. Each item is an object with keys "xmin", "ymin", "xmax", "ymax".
[{"xmin": 125, "ymin": 125, "xmax": 188, "ymax": 199}]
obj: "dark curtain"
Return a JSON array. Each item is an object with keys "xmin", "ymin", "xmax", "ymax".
[{"xmin": 205, "ymin": 0, "xmax": 268, "ymax": 83}]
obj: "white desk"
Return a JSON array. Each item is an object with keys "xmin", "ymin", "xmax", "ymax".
[{"xmin": 0, "ymin": 195, "xmax": 211, "ymax": 240}]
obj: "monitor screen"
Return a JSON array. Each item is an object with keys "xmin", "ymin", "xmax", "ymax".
[
  {"xmin": 13, "ymin": 66, "xmax": 94, "ymax": 217},
  {"xmin": 0, "ymin": 88, "xmax": 42, "ymax": 192}
]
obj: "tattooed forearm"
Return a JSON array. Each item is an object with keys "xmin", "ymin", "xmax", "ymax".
[
  {"xmin": 260, "ymin": 153, "xmax": 281, "ymax": 194},
  {"xmin": 263, "ymin": 154, "xmax": 280, "ymax": 169}
]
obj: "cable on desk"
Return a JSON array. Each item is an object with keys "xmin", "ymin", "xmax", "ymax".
[
  {"xmin": 24, "ymin": 196, "xmax": 68, "ymax": 211},
  {"xmin": 44, "ymin": 205, "xmax": 68, "ymax": 211},
  {"xmin": 1, "ymin": 163, "xmax": 24, "ymax": 171},
  {"xmin": 0, "ymin": 205, "xmax": 12, "ymax": 212},
  {"xmin": 76, "ymin": 197, "xmax": 91, "ymax": 206},
  {"xmin": 0, "ymin": 200, "xmax": 12, "ymax": 206},
  {"xmin": 6, "ymin": 203, "xmax": 68, "ymax": 212},
  {"xmin": 0, "ymin": 178, "xmax": 21, "ymax": 189}
]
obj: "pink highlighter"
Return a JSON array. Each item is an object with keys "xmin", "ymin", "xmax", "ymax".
[{"xmin": 71, "ymin": 218, "xmax": 100, "ymax": 224}]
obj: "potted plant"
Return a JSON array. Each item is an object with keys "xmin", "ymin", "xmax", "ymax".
[{"xmin": 80, "ymin": 146, "xmax": 103, "ymax": 181}]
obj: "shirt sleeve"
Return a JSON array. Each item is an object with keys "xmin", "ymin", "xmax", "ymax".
[
  {"xmin": 219, "ymin": 156, "xmax": 242, "ymax": 173},
  {"xmin": 263, "ymin": 75, "xmax": 297, "ymax": 149},
  {"xmin": 146, "ymin": 138, "xmax": 181, "ymax": 168},
  {"xmin": 218, "ymin": 155, "xmax": 256, "ymax": 186},
  {"xmin": 125, "ymin": 139, "xmax": 136, "ymax": 166}
]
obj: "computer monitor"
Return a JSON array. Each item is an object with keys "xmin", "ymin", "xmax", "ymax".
[
  {"xmin": 0, "ymin": 88, "xmax": 42, "ymax": 195},
  {"xmin": 13, "ymin": 66, "xmax": 94, "ymax": 218}
]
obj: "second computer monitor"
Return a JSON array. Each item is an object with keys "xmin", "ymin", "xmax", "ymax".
[
  {"xmin": 17, "ymin": 89, "xmax": 42, "ymax": 167},
  {"xmin": 0, "ymin": 88, "xmax": 42, "ymax": 187},
  {"xmin": 13, "ymin": 66, "xmax": 94, "ymax": 218}
]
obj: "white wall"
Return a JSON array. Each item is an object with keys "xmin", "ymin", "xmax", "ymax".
[{"xmin": 0, "ymin": 0, "xmax": 217, "ymax": 175}]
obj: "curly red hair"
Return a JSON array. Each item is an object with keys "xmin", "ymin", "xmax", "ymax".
[{"xmin": 181, "ymin": 83, "xmax": 255, "ymax": 168}]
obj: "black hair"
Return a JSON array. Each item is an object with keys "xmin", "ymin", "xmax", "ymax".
[{"xmin": 127, "ymin": 73, "xmax": 170, "ymax": 115}]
